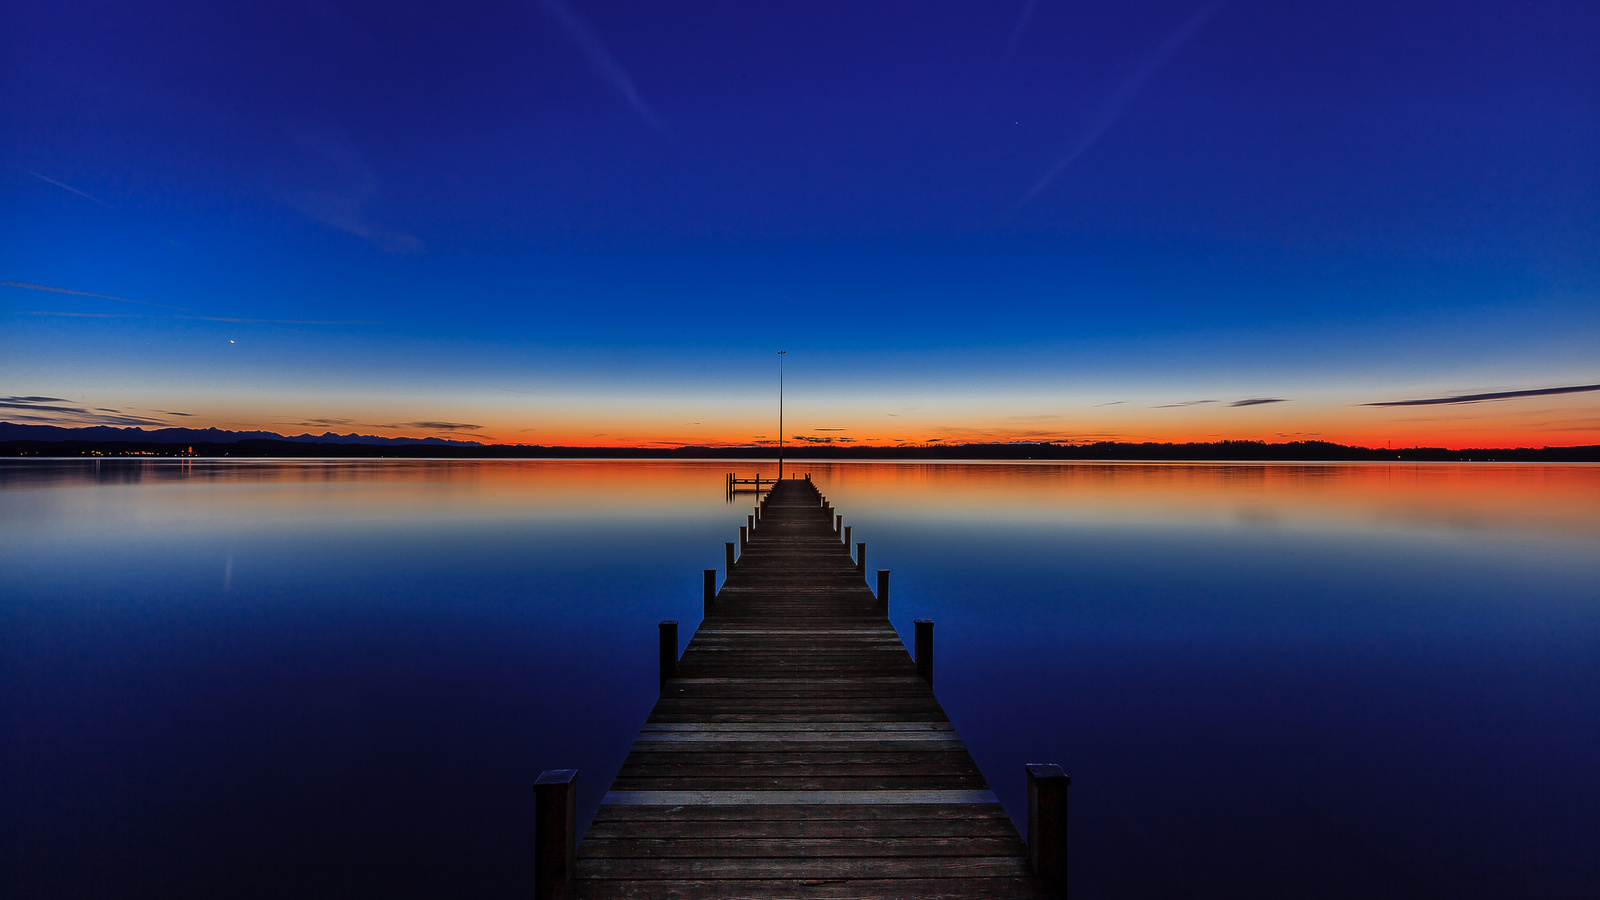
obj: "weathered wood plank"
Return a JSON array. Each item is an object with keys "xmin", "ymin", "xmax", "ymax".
[
  {"xmin": 575, "ymin": 855, "xmax": 1035, "ymax": 880},
  {"xmin": 588, "ymin": 803, "xmax": 1018, "ymax": 824},
  {"xmin": 579, "ymin": 832, "xmax": 1024, "ymax": 851},
  {"xmin": 584, "ymin": 817, "xmax": 1021, "ymax": 840},
  {"xmin": 569, "ymin": 877, "xmax": 1049, "ymax": 900}
]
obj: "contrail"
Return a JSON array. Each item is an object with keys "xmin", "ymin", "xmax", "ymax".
[
  {"xmin": 1017, "ymin": 0, "xmax": 1226, "ymax": 208},
  {"xmin": 539, "ymin": 0, "xmax": 665, "ymax": 132},
  {"xmin": 19, "ymin": 168, "xmax": 112, "ymax": 207},
  {"xmin": 2, "ymin": 280, "xmax": 195, "ymax": 312}
]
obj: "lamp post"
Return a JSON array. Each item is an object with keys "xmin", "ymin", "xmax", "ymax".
[{"xmin": 777, "ymin": 349, "xmax": 786, "ymax": 480}]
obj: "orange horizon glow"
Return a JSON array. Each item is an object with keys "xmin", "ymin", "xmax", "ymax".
[{"xmin": 8, "ymin": 385, "xmax": 1596, "ymax": 451}]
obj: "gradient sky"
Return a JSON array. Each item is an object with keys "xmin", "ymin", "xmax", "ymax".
[{"xmin": 3, "ymin": 0, "xmax": 1596, "ymax": 448}]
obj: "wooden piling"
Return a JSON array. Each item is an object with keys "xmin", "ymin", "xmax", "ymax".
[
  {"xmin": 533, "ymin": 768, "xmax": 576, "ymax": 900},
  {"xmin": 658, "ymin": 620, "xmax": 677, "ymax": 689},
  {"xmin": 877, "ymin": 569, "xmax": 890, "ymax": 611},
  {"xmin": 915, "ymin": 618, "xmax": 934, "ymax": 687},
  {"xmin": 703, "ymin": 569, "xmax": 716, "ymax": 614},
  {"xmin": 725, "ymin": 541, "xmax": 736, "ymax": 573},
  {"xmin": 843, "ymin": 524, "xmax": 851, "ymax": 547},
  {"xmin": 1027, "ymin": 763, "xmax": 1070, "ymax": 897},
  {"xmin": 856, "ymin": 541, "xmax": 867, "ymax": 576}
]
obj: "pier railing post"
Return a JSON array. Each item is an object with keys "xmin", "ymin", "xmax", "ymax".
[
  {"xmin": 877, "ymin": 569, "xmax": 889, "ymax": 612},
  {"xmin": 835, "ymin": 514, "xmax": 842, "ymax": 535},
  {"xmin": 534, "ymin": 768, "xmax": 576, "ymax": 900},
  {"xmin": 748, "ymin": 512, "xmax": 755, "ymax": 534},
  {"xmin": 1027, "ymin": 763, "xmax": 1070, "ymax": 897},
  {"xmin": 703, "ymin": 569, "xmax": 716, "ymax": 615},
  {"xmin": 843, "ymin": 525, "xmax": 851, "ymax": 547},
  {"xmin": 856, "ymin": 542, "xmax": 866, "ymax": 576},
  {"xmin": 659, "ymin": 620, "xmax": 678, "ymax": 689},
  {"xmin": 914, "ymin": 619, "xmax": 933, "ymax": 686},
  {"xmin": 726, "ymin": 541, "xmax": 736, "ymax": 573}
]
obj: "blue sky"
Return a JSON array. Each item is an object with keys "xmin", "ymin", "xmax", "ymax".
[{"xmin": 3, "ymin": 1, "xmax": 1596, "ymax": 446}]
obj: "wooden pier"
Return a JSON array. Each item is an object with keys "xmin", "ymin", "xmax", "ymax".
[
  {"xmin": 725, "ymin": 472, "xmax": 777, "ymax": 495},
  {"xmin": 536, "ymin": 478, "xmax": 1066, "ymax": 898}
]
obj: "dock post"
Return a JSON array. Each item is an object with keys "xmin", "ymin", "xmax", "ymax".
[
  {"xmin": 533, "ymin": 768, "xmax": 576, "ymax": 900},
  {"xmin": 726, "ymin": 541, "xmax": 736, "ymax": 573},
  {"xmin": 877, "ymin": 569, "xmax": 889, "ymax": 611},
  {"xmin": 835, "ymin": 514, "xmax": 842, "ymax": 535},
  {"xmin": 1027, "ymin": 764, "xmax": 1070, "ymax": 896},
  {"xmin": 748, "ymin": 513, "xmax": 755, "ymax": 534},
  {"xmin": 856, "ymin": 542, "xmax": 866, "ymax": 576},
  {"xmin": 843, "ymin": 525, "xmax": 851, "ymax": 547},
  {"xmin": 914, "ymin": 619, "xmax": 933, "ymax": 686},
  {"xmin": 703, "ymin": 569, "xmax": 716, "ymax": 614},
  {"xmin": 659, "ymin": 620, "xmax": 678, "ymax": 689}
]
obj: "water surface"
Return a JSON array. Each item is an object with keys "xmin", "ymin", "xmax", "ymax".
[{"xmin": 3, "ymin": 459, "xmax": 1595, "ymax": 898}]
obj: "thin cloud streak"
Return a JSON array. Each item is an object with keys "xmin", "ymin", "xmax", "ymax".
[
  {"xmin": 18, "ymin": 311, "xmax": 376, "ymax": 325},
  {"xmin": 998, "ymin": 0, "xmax": 1038, "ymax": 67},
  {"xmin": 19, "ymin": 168, "xmax": 112, "ymax": 207},
  {"xmin": 1364, "ymin": 383, "xmax": 1600, "ymax": 407},
  {"xmin": 539, "ymin": 0, "xmax": 665, "ymax": 132},
  {"xmin": 1018, "ymin": 0, "xmax": 1225, "ymax": 208},
  {"xmin": 395, "ymin": 421, "xmax": 484, "ymax": 432},
  {"xmin": 1230, "ymin": 398, "xmax": 1287, "ymax": 407},
  {"xmin": 2, "ymin": 281, "xmax": 196, "ymax": 312},
  {"xmin": 290, "ymin": 129, "xmax": 424, "ymax": 253},
  {"xmin": 0, "ymin": 396, "xmax": 170, "ymax": 427}
]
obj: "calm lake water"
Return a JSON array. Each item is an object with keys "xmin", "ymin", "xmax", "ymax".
[{"xmin": 3, "ymin": 459, "xmax": 1597, "ymax": 898}]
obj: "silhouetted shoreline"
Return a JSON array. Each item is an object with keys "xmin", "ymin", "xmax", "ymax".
[{"xmin": 3, "ymin": 437, "xmax": 1595, "ymax": 462}]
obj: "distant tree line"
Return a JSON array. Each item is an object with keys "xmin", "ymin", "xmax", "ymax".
[{"xmin": 2, "ymin": 438, "xmax": 1595, "ymax": 462}]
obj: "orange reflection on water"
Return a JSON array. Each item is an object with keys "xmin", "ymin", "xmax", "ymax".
[
  {"xmin": 803, "ymin": 461, "xmax": 1600, "ymax": 543},
  {"xmin": 20, "ymin": 458, "xmax": 1599, "ymax": 544}
]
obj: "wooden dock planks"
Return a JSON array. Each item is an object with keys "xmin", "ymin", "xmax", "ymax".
[{"xmin": 567, "ymin": 478, "xmax": 1053, "ymax": 898}]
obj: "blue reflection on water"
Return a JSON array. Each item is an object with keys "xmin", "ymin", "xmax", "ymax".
[{"xmin": 2, "ymin": 459, "xmax": 1596, "ymax": 898}]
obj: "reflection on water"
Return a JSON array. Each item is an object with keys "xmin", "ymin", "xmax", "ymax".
[{"xmin": 3, "ymin": 459, "xmax": 1596, "ymax": 898}]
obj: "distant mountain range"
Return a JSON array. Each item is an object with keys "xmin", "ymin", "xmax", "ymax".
[{"xmin": 0, "ymin": 422, "xmax": 484, "ymax": 447}]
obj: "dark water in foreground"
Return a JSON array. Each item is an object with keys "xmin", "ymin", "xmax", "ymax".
[{"xmin": 3, "ymin": 459, "xmax": 1596, "ymax": 898}]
